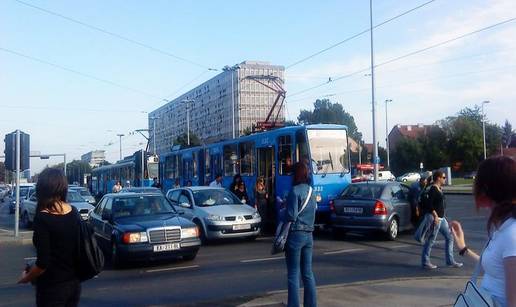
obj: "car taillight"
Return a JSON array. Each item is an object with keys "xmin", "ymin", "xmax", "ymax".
[
  {"xmin": 329, "ymin": 200, "xmax": 335, "ymax": 212},
  {"xmin": 374, "ymin": 201, "xmax": 387, "ymax": 215}
]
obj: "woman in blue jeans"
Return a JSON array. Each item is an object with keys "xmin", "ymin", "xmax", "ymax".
[{"xmin": 285, "ymin": 162, "xmax": 317, "ymax": 307}]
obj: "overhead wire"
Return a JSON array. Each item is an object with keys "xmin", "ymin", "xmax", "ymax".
[
  {"xmin": 13, "ymin": 0, "xmax": 216, "ymax": 70},
  {"xmin": 285, "ymin": 0, "xmax": 437, "ymax": 69},
  {"xmin": 288, "ymin": 17, "xmax": 516, "ymax": 98},
  {"xmin": 0, "ymin": 46, "xmax": 164, "ymax": 100}
]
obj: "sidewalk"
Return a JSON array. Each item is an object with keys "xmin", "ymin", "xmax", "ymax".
[
  {"xmin": 443, "ymin": 185, "xmax": 472, "ymax": 194},
  {"xmin": 0, "ymin": 228, "xmax": 33, "ymax": 245},
  {"xmin": 237, "ymin": 276, "xmax": 469, "ymax": 307}
]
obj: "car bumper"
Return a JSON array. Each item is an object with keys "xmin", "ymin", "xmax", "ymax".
[
  {"xmin": 116, "ymin": 238, "xmax": 201, "ymax": 261},
  {"xmin": 331, "ymin": 214, "xmax": 389, "ymax": 232},
  {"xmin": 206, "ymin": 222, "xmax": 261, "ymax": 239}
]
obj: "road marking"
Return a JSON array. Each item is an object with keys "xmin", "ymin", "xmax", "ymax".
[
  {"xmin": 388, "ymin": 244, "xmax": 411, "ymax": 249},
  {"xmin": 240, "ymin": 256, "xmax": 284, "ymax": 263},
  {"xmin": 24, "ymin": 257, "xmax": 37, "ymax": 260},
  {"xmin": 323, "ymin": 248, "xmax": 365, "ymax": 255},
  {"xmin": 145, "ymin": 265, "xmax": 199, "ymax": 273},
  {"xmin": 0, "ymin": 228, "xmax": 33, "ymax": 234},
  {"xmin": 255, "ymin": 236, "xmax": 273, "ymax": 241}
]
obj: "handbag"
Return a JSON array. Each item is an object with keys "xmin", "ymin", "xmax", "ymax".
[
  {"xmin": 453, "ymin": 241, "xmax": 497, "ymax": 307},
  {"xmin": 77, "ymin": 215, "xmax": 105, "ymax": 282},
  {"xmin": 271, "ymin": 186, "xmax": 312, "ymax": 255}
]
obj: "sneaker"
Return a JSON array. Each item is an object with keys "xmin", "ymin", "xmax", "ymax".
[
  {"xmin": 448, "ymin": 262, "xmax": 463, "ymax": 268},
  {"xmin": 423, "ymin": 263, "xmax": 438, "ymax": 269}
]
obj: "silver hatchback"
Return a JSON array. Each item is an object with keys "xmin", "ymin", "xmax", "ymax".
[{"xmin": 166, "ymin": 187, "xmax": 261, "ymax": 242}]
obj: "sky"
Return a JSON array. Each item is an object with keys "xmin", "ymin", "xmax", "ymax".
[{"xmin": 1, "ymin": 0, "xmax": 515, "ymax": 175}]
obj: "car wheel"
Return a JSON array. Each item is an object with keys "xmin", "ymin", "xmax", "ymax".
[
  {"xmin": 21, "ymin": 211, "xmax": 32, "ymax": 228},
  {"xmin": 385, "ymin": 218, "xmax": 399, "ymax": 241},
  {"xmin": 183, "ymin": 252, "xmax": 197, "ymax": 261}
]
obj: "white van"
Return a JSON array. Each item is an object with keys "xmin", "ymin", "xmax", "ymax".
[{"xmin": 377, "ymin": 171, "xmax": 395, "ymax": 181}]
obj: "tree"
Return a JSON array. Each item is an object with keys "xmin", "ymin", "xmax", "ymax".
[
  {"xmin": 418, "ymin": 126, "xmax": 449, "ymax": 171},
  {"xmin": 502, "ymin": 120, "xmax": 514, "ymax": 148},
  {"xmin": 174, "ymin": 132, "xmax": 201, "ymax": 147},
  {"xmin": 297, "ymin": 99, "xmax": 363, "ymax": 142},
  {"xmin": 391, "ymin": 138, "xmax": 423, "ymax": 175},
  {"xmin": 447, "ymin": 117, "xmax": 483, "ymax": 172}
]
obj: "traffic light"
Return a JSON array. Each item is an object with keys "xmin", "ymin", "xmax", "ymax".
[{"xmin": 3, "ymin": 131, "xmax": 30, "ymax": 172}]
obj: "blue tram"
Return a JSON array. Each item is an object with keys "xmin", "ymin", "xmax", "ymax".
[
  {"xmin": 160, "ymin": 124, "xmax": 352, "ymax": 223},
  {"xmin": 91, "ymin": 150, "xmax": 159, "ymax": 196}
]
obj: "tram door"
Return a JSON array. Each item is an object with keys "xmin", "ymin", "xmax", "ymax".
[{"xmin": 257, "ymin": 146, "xmax": 275, "ymax": 231}]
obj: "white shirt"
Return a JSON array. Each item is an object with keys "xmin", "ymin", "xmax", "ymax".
[
  {"xmin": 209, "ymin": 180, "xmax": 222, "ymax": 188},
  {"xmin": 481, "ymin": 218, "xmax": 516, "ymax": 304}
]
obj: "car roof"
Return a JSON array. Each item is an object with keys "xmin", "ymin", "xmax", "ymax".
[
  {"xmin": 351, "ymin": 181, "xmax": 394, "ymax": 186},
  {"xmin": 106, "ymin": 192, "xmax": 164, "ymax": 198},
  {"xmin": 184, "ymin": 186, "xmax": 225, "ymax": 191}
]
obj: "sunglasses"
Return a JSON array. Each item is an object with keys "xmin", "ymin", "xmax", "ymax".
[{"xmin": 441, "ymin": 176, "xmax": 446, "ymax": 179}]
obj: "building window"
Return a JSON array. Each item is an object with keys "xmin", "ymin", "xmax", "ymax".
[{"xmin": 239, "ymin": 142, "xmax": 255, "ymax": 176}]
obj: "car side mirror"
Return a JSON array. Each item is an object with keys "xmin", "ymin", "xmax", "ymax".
[
  {"xmin": 101, "ymin": 211, "xmax": 112, "ymax": 221},
  {"xmin": 179, "ymin": 202, "xmax": 191, "ymax": 208}
]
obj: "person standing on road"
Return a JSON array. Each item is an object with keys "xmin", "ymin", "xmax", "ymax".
[
  {"xmin": 421, "ymin": 170, "xmax": 463, "ymax": 269},
  {"xmin": 112, "ymin": 181, "xmax": 122, "ymax": 193},
  {"xmin": 229, "ymin": 174, "xmax": 243, "ymax": 193},
  {"xmin": 409, "ymin": 177, "xmax": 427, "ymax": 226},
  {"xmin": 151, "ymin": 177, "xmax": 162, "ymax": 189},
  {"xmin": 234, "ymin": 181, "xmax": 250, "ymax": 205},
  {"xmin": 254, "ymin": 177, "xmax": 268, "ymax": 231},
  {"xmin": 285, "ymin": 162, "xmax": 317, "ymax": 307},
  {"xmin": 451, "ymin": 156, "xmax": 516, "ymax": 307},
  {"xmin": 17, "ymin": 168, "xmax": 82, "ymax": 307},
  {"xmin": 209, "ymin": 174, "xmax": 223, "ymax": 188}
]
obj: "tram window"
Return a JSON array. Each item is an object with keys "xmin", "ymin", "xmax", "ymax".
[
  {"xmin": 165, "ymin": 156, "xmax": 174, "ymax": 178},
  {"xmin": 278, "ymin": 135, "xmax": 293, "ymax": 175},
  {"xmin": 296, "ymin": 130, "xmax": 309, "ymax": 164},
  {"xmin": 239, "ymin": 142, "xmax": 255, "ymax": 176},
  {"xmin": 205, "ymin": 150, "xmax": 211, "ymax": 180},
  {"xmin": 192, "ymin": 152, "xmax": 198, "ymax": 178},
  {"xmin": 223, "ymin": 144, "xmax": 238, "ymax": 177}
]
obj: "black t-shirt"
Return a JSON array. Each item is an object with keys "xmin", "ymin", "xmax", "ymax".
[
  {"xmin": 33, "ymin": 206, "xmax": 80, "ymax": 287},
  {"xmin": 427, "ymin": 185, "xmax": 446, "ymax": 218}
]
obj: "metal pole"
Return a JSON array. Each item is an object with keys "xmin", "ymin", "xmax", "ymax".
[
  {"xmin": 14, "ymin": 130, "xmax": 20, "ymax": 238},
  {"xmin": 231, "ymin": 69, "xmax": 235, "ymax": 139},
  {"xmin": 63, "ymin": 154, "xmax": 67, "ymax": 180},
  {"xmin": 186, "ymin": 102, "xmax": 190, "ymax": 146},
  {"xmin": 369, "ymin": 0, "xmax": 379, "ymax": 181},
  {"xmin": 153, "ymin": 118, "xmax": 157, "ymax": 154},
  {"xmin": 117, "ymin": 134, "xmax": 124, "ymax": 161},
  {"xmin": 385, "ymin": 99, "xmax": 391, "ymax": 169},
  {"xmin": 141, "ymin": 149, "xmax": 144, "ymax": 187},
  {"xmin": 482, "ymin": 101, "xmax": 489, "ymax": 160}
]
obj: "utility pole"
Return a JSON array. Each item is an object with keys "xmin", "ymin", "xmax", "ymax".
[
  {"xmin": 369, "ymin": 0, "xmax": 379, "ymax": 181},
  {"xmin": 150, "ymin": 116, "xmax": 159, "ymax": 154},
  {"xmin": 482, "ymin": 100, "xmax": 490, "ymax": 160},
  {"xmin": 117, "ymin": 134, "xmax": 124, "ymax": 161},
  {"xmin": 385, "ymin": 99, "xmax": 392, "ymax": 169},
  {"xmin": 14, "ymin": 130, "xmax": 20, "ymax": 238}
]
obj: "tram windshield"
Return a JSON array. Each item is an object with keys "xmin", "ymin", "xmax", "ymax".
[{"xmin": 307, "ymin": 129, "xmax": 349, "ymax": 175}]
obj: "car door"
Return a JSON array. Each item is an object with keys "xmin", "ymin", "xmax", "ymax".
[
  {"xmin": 100, "ymin": 198, "xmax": 114, "ymax": 244},
  {"xmin": 177, "ymin": 190, "xmax": 195, "ymax": 220},
  {"xmin": 391, "ymin": 184, "xmax": 410, "ymax": 228},
  {"xmin": 89, "ymin": 198, "xmax": 107, "ymax": 244},
  {"xmin": 27, "ymin": 194, "xmax": 37, "ymax": 222}
]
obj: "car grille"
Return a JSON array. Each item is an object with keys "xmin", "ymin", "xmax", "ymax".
[
  {"xmin": 79, "ymin": 209, "xmax": 89, "ymax": 214},
  {"xmin": 225, "ymin": 216, "xmax": 236, "ymax": 221},
  {"xmin": 148, "ymin": 227, "xmax": 181, "ymax": 243}
]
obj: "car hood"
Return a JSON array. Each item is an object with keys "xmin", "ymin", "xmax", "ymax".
[
  {"xmin": 114, "ymin": 214, "xmax": 194, "ymax": 232},
  {"xmin": 198, "ymin": 204, "xmax": 256, "ymax": 217},
  {"xmin": 70, "ymin": 202, "xmax": 94, "ymax": 211}
]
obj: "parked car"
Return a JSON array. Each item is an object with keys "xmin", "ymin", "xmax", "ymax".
[
  {"xmin": 396, "ymin": 172, "xmax": 421, "ymax": 182},
  {"xmin": 330, "ymin": 182, "xmax": 413, "ymax": 240},
  {"xmin": 377, "ymin": 171, "xmax": 396, "ymax": 181},
  {"xmin": 88, "ymin": 193, "xmax": 200, "ymax": 267},
  {"xmin": 166, "ymin": 187, "xmax": 261, "ymax": 242},
  {"xmin": 69, "ymin": 186, "xmax": 96, "ymax": 205},
  {"xmin": 20, "ymin": 190, "xmax": 95, "ymax": 227},
  {"xmin": 119, "ymin": 187, "xmax": 162, "ymax": 194},
  {"xmin": 0, "ymin": 185, "xmax": 10, "ymax": 201},
  {"xmin": 8, "ymin": 184, "xmax": 35, "ymax": 214}
]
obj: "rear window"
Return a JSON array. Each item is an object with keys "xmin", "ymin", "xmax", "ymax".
[{"xmin": 341, "ymin": 184, "xmax": 383, "ymax": 199}]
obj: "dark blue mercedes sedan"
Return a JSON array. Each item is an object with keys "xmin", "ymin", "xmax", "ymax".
[{"xmin": 88, "ymin": 193, "xmax": 201, "ymax": 268}]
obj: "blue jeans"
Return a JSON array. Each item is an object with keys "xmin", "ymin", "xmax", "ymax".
[
  {"xmin": 421, "ymin": 217, "xmax": 456, "ymax": 266},
  {"xmin": 285, "ymin": 231, "xmax": 317, "ymax": 307}
]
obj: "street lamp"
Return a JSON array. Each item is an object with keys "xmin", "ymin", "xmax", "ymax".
[
  {"xmin": 369, "ymin": 0, "xmax": 379, "ymax": 181},
  {"xmin": 181, "ymin": 99, "xmax": 194, "ymax": 146},
  {"xmin": 149, "ymin": 116, "xmax": 159, "ymax": 154},
  {"xmin": 117, "ymin": 134, "xmax": 124, "ymax": 161},
  {"xmin": 385, "ymin": 99, "xmax": 392, "ymax": 169},
  {"xmin": 482, "ymin": 100, "xmax": 490, "ymax": 160}
]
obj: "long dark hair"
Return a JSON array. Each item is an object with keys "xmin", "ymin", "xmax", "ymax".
[
  {"xmin": 474, "ymin": 156, "xmax": 516, "ymax": 234},
  {"xmin": 36, "ymin": 168, "xmax": 68, "ymax": 213},
  {"xmin": 293, "ymin": 162, "xmax": 310, "ymax": 185}
]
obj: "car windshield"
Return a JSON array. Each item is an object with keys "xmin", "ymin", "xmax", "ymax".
[
  {"xmin": 307, "ymin": 129, "xmax": 349, "ymax": 174},
  {"xmin": 192, "ymin": 189, "xmax": 242, "ymax": 207},
  {"xmin": 67, "ymin": 191, "xmax": 85, "ymax": 202},
  {"xmin": 341, "ymin": 184, "xmax": 384, "ymax": 199},
  {"xmin": 112, "ymin": 195, "xmax": 175, "ymax": 218},
  {"xmin": 74, "ymin": 189, "xmax": 92, "ymax": 197}
]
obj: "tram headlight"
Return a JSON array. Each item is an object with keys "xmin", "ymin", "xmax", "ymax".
[{"xmin": 316, "ymin": 194, "xmax": 322, "ymax": 203}]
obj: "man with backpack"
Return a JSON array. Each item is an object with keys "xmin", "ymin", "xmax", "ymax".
[{"xmin": 409, "ymin": 176, "xmax": 427, "ymax": 227}]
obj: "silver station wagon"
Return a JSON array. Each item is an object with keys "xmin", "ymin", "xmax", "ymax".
[{"xmin": 166, "ymin": 187, "xmax": 261, "ymax": 242}]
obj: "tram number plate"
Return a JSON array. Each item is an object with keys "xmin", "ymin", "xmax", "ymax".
[
  {"xmin": 233, "ymin": 224, "xmax": 251, "ymax": 231},
  {"xmin": 153, "ymin": 243, "xmax": 180, "ymax": 252},
  {"xmin": 343, "ymin": 207, "xmax": 363, "ymax": 214}
]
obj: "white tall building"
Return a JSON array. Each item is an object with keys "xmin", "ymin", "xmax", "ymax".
[
  {"xmin": 81, "ymin": 150, "xmax": 106, "ymax": 167},
  {"xmin": 149, "ymin": 61, "xmax": 285, "ymax": 155}
]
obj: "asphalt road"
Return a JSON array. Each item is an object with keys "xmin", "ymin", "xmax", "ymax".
[{"xmin": 0, "ymin": 194, "xmax": 489, "ymax": 307}]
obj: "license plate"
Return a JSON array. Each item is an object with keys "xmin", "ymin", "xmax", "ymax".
[
  {"xmin": 343, "ymin": 207, "xmax": 363, "ymax": 214},
  {"xmin": 153, "ymin": 243, "xmax": 180, "ymax": 252},
  {"xmin": 233, "ymin": 224, "xmax": 251, "ymax": 231}
]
